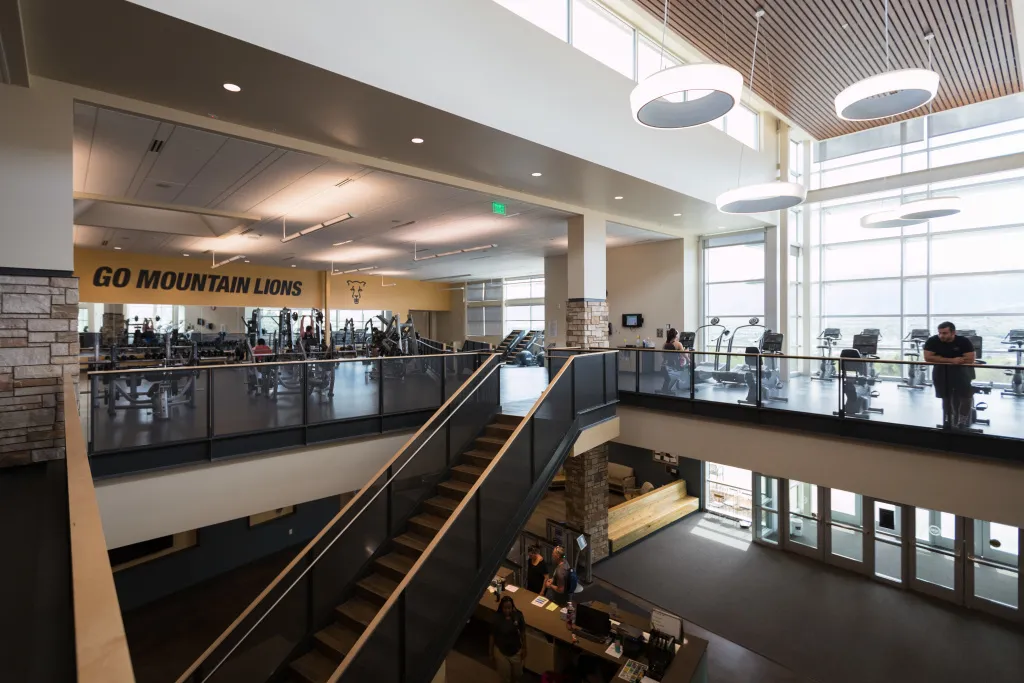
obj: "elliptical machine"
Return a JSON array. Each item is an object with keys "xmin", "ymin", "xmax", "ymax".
[
  {"xmin": 1000, "ymin": 330, "xmax": 1024, "ymax": 398},
  {"xmin": 712, "ymin": 317, "xmax": 765, "ymax": 386},
  {"xmin": 692, "ymin": 317, "xmax": 730, "ymax": 384},
  {"xmin": 812, "ymin": 328, "xmax": 842, "ymax": 382},
  {"xmin": 740, "ymin": 331, "xmax": 787, "ymax": 405},
  {"xmin": 835, "ymin": 333, "xmax": 884, "ymax": 419},
  {"xmin": 898, "ymin": 329, "xmax": 931, "ymax": 390}
]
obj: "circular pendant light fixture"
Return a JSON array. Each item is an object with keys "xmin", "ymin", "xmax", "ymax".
[
  {"xmin": 631, "ymin": 64, "xmax": 742, "ymax": 129},
  {"xmin": 715, "ymin": 9, "xmax": 806, "ymax": 215},
  {"xmin": 860, "ymin": 209, "xmax": 924, "ymax": 229},
  {"xmin": 896, "ymin": 196, "xmax": 962, "ymax": 220},
  {"xmin": 835, "ymin": 69, "xmax": 939, "ymax": 121},
  {"xmin": 631, "ymin": 0, "xmax": 742, "ymax": 130},
  {"xmin": 834, "ymin": 0, "xmax": 940, "ymax": 121},
  {"xmin": 717, "ymin": 182, "xmax": 807, "ymax": 214}
]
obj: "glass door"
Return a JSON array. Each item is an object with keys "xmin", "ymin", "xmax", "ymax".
[
  {"xmin": 910, "ymin": 507, "xmax": 964, "ymax": 602},
  {"xmin": 869, "ymin": 500, "xmax": 905, "ymax": 585},
  {"xmin": 825, "ymin": 488, "xmax": 867, "ymax": 572},
  {"xmin": 784, "ymin": 480, "xmax": 822, "ymax": 558},
  {"xmin": 966, "ymin": 520, "xmax": 1021, "ymax": 621},
  {"xmin": 753, "ymin": 473, "xmax": 780, "ymax": 545}
]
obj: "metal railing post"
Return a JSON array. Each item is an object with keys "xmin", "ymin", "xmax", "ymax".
[
  {"xmin": 571, "ymin": 362, "xmax": 577, "ymax": 416},
  {"xmin": 756, "ymin": 355, "xmax": 763, "ymax": 408},
  {"xmin": 378, "ymin": 359, "xmax": 385, "ymax": 419},
  {"xmin": 208, "ymin": 368, "xmax": 215, "ymax": 439},
  {"xmin": 689, "ymin": 352, "xmax": 696, "ymax": 400},
  {"xmin": 837, "ymin": 359, "xmax": 845, "ymax": 418}
]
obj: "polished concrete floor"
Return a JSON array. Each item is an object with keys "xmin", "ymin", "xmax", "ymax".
[
  {"xmin": 621, "ymin": 365, "xmax": 1024, "ymax": 439},
  {"xmin": 595, "ymin": 512, "xmax": 1024, "ymax": 683}
]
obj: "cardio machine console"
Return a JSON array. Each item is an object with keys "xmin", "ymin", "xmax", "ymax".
[
  {"xmin": 761, "ymin": 332, "xmax": 785, "ymax": 354},
  {"xmin": 852, "ymin": 334, "xmax": 879, "ymax": 356},
  {"xmin": 909, "ymin": 328, "xmax": 930, "ymax": 340},
  {"xmin": 678, "ymin": 331, "xmax": 696, "ymax": 350},
  {"xmin": 820, "ymin": 328, "xmax": 841, "ymax": 339},
  {"xmin": 1005, "ymin": 330, "xmax": 1024, "ymax": 344}
]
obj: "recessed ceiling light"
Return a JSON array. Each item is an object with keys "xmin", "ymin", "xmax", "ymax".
[
  {"xmin": 532, "ymin": 172, "xmax": 543, "ymax": 177},
  {"xmin": 114, "ymin": 246, "xmax": 122, "ymax": 250},
  {"xmin": 183, "ymin": 253, "xmax": 190, "ymax": 257},
  {"xmin": 614, "ymin": 196, "xmax": 624, "ymax": 200},
  {"xmin": 244, "ymin": 260, "xmax": 250, "ymax": 263},
  {"xmin": 673, "ymin": 213, "xmax": 682, "ymax": 217},
  {"xmin": 291, "ymin": 264, "xmax": 296, "ymax": 268},
  {"xmin": 411, "ymin": 137, "xmax": 424, "ymax": 144},
  {"xmin": 223, "ymin": 83, "xmax": 241, "ymax": 92}
]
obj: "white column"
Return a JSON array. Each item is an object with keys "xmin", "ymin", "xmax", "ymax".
[{"xmin": 567, "ymin": 213, "xmax": 606, "ymax": 301}]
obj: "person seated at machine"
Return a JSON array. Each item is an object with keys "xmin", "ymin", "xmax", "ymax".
[
  {"xmin": 252, "ymin": 338, "xmax": 273, "ymax": 360},
  {"xmin": 923, "ymin": 321, "xmax": 976, "ymax": 430},
  {"xmin": 659, "ymin": 328, "xmax": 690, "ymax": 394}
]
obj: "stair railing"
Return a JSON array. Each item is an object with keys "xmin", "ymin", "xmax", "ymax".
[
  {"xmin": 329, "ymin": 350, "xmax": 618, "ymax": 683},
  {"xmin": 176, "ymin": 354, "xmax": 506, "ymax": 683}
]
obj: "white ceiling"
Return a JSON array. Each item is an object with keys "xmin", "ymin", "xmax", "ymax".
[{"xmin": 72, "ymin": 104, "xmax": 675, "ymax": 279}]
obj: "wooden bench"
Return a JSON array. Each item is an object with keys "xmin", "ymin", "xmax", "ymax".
[{"xmin": 608, "ymin": 480, "xmax": 699, "ymax": 553}]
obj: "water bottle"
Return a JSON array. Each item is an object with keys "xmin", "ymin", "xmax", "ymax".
[{"xmin": 566, "ymin": 600, "xmax": 575, "ymax": 627}]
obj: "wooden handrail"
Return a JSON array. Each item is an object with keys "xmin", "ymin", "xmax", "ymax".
[
  {"xmin": 329, "ymin": 350, "xmax": 617, "ymax": 681},
  {"xmin": 175, "ymin": 353, "xmax": 501, "ymax": 683},
  {"xmin": 86, "ymin": 350, "xmax": 486, "ymax": 377},
  {"xmin": 64, "ymin": 377, "xmax": 136, "ymax": 682}
]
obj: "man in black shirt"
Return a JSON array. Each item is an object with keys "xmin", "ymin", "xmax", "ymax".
[
  {"xmin": 490, "ymin": 595, "xmax": 526, "ymax": 682},
  {"xmin": 923, "ymin": 321, "xmax": 976, "ymax": 429}
]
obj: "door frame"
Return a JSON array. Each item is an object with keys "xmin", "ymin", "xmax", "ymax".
[
  {"xmin": 908, "ymin": 507, "xmax": 965, "ymax": 604},
  {"xmin": 824, "ymin": 489, "xmax": 868, "ymax": 574},
  {"xmin": 752, "ymin": 472, "xmax": 781, "ymax": 547},
  {"xmin": 782, "ymin": 479, "xmax": 825, "ymax": 559},
  {"xmin": 964, "ymin": 522, "xmax": 1022, "ymax": 622},
  {"xmin": 864, "ymin": 497, "xmax": 910, "ymax": 588}
]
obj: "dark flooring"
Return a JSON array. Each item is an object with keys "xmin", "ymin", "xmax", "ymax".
[
  {"xmin": 595, "ymin": 512, "xmax": 1024, "ymax": 683},
  {"xmin": 0, "ymin": 461, "xmax": 75, "ymax": 683},
  {"xmin": 621, "ymin": 366, "xmax": 1024, "ymax": 440}
]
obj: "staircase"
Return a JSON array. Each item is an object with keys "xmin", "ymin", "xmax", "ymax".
[
  {"xmin": 288, "ymin": 415, "xmax": 523, "ymax": 683},
  {"xmin": 506, "ymin": 330, "xmax": 543, "ymax": 364},
  {"xmin": 495, "ymin": 330, "xmax": 526, "ymax": 360}
]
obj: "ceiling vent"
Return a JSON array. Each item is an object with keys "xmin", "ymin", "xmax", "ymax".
[{"xmin": 390, "ymin": 220, "xmax": 416, "ymax": 230}]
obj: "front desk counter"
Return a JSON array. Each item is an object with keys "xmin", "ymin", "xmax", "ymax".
[{"xmin": 475, "ymin": 583, "xmax": 708, "ymax": 683}]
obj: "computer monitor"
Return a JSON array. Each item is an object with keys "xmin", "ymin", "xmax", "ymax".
[{"xmin": 575, "ymin": 603, "xmax": 611, "ymax": 638}]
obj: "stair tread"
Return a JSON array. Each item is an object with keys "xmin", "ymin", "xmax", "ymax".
[
  {"xmin": 476, "ymin": 436, "xmax": 507, "ymax": 445},
  {"xmin": 463, "ymin": 449, "xmax": 496, "ymax": 459},
  {"xmin": 376, "ymin": 552, "xmax": 416, "ymax": 575},
  {"xmin": 337, "ymin": 597, "xmax": 380, "ymax": 626},
  {"xmin": 358, "ymin": 573, "xmax": 399, "ymax": 597},
  {"xmin": 438, "ymin": 479, "xmax": 472, "ymax": 493},
  {"xmin": 409, "ymin": 513, "xmax": 446, "ymax": 530},
  {"xmin": 425, "ymin": 495, "xmax": 459, "ymax": 511},
  {"xmin": 488, "ymin": 422, "xmax": 516, "ymax": 431},
  {"xmin": 394, "ymin": 532, "xmax": 430, "ymax": 552},
  {"xmin": 290, "ymin": 649, "xmax": 337, "ymax": 683},
  {"xmin": 452, "ymin": 464, "xmax": 485, "ymax": 477},
  {"xmin": 315, "ymin": 622, "xmax": 360, "ymax": 657}
]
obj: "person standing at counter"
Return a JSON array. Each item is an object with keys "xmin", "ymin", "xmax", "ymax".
[
  {"xmin": 490, "ymin": 595, "xmax": 526, "ymax": 683},
  {"xmin": 544, "ymin": 546, "xmax": 569, "ymax": 606},
  {"xmin": 526, "ymin": 546, "xmax": 549, "ymax": 594}
]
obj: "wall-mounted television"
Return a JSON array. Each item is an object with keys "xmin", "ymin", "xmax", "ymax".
[{"xmin": 622, "ymin": 313, "xmax": 644, "ymax": 328}]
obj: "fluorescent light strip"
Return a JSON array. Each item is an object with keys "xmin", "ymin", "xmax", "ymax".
[
  {"xmin": 331, "ymin": 264, "xmax": 377, "ymax": 275},
  {"xmin": 211, "ymin": 253, "xmax": 245, "ymax": 269},
  {"xmin": 422, "ymin": 273, "xmax": 471, "ymax": 281},
  {"xmin": 413, "ymin": 243, "xmax": 497, "ymax": 261},
  {"xmin": 332, "ymin": 239, "xmax": 353, "ymax": 247},
  {"xmin": 282, "ymin": 213, "xmax": 353, "ymax": 242}
]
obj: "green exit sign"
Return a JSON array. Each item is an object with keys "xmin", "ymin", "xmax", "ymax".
[{"xmin": 492, "ymin": 202, "xmax": 506, "ymax": 216}]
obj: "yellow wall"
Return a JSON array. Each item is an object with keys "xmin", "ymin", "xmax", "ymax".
[{"xmin": 74, "ymin": 248, "xmax": 451, "ymax": 315}]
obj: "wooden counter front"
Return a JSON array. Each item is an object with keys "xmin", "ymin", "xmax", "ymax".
[{"xmin": 476, "ymin": 583, "xmax": 707, "ymax": 683}]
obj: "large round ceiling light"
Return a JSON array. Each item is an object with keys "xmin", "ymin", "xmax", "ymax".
[
  {"xmin": 716, "ymin": 181, "xmax": 806, "ymax": 214},
  {"xmin": 897, "ymin": 196, "xmax": 962, "ymax": 220},
  {"xmin": 860, "ymin": 209, "xmax": 923, "ymax": 229},
  {"xmin": 631, "ymin": 64, "xmax": 742, "ymax": 129},
  {"xmin": 834, "ymin": 68, "xmax": 940, "ymax": 121}
]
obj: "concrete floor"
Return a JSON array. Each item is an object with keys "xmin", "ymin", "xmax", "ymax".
[{"xmin": 621, "ymin": 366, "xmax": 1024, "ymax": 439}]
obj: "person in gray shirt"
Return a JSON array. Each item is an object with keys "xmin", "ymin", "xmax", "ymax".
[{"xmin": 543, "ymin": 546, "xmax": 569, "ymax": 606}]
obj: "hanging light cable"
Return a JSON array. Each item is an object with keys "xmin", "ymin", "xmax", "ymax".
[
  {"xmin": 716, "ymin": 8, "xmax": 805, "ymax": 215},
  {"xmin": 834, "ymin": 0, "xmax": 939, "ymax": 121},
  {"xmin": 630, "ymin": 0, "xmax": 742, "ymax": 129}
]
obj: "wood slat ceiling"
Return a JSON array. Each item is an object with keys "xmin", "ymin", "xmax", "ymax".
[{"xmin": 635, "ymin": 0, "xmax": 1022, "ymax": 140}]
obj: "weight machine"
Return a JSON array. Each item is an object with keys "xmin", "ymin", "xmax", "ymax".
[
  {"xmin": 898, "ymin": 329, "xmax": 931, "ymax": 391},
  {"xmin": 1000, "ymin": 330, "xmax": 1024, "ymax": 398},
  {"xmin": 812, "ymin": 328, "xmax": 842, "ymax": 382}
]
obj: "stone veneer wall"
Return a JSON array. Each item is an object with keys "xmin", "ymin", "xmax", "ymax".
[
  {"xmin": 565, "ymin": 299, "xmax": 609, "ymax": 348},
  {"xmin": 0, "ymin": 275, "xmax": 80, "ymax": 467},
  {"xmin": 565, "ymin": 442, "xmax": 610, "ymax": 562}
]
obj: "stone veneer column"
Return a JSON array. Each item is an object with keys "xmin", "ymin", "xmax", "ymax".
[
  {"xmin": 0, "ymin": 275, "xmax": 80, "ymax": 468},
  {"xmin": 565, "ymin": 300, "xmax": 609, "ymax": 348},
  {"xmin": 564, "ymin": 442, "xmax": 610, "ymax": 562}
]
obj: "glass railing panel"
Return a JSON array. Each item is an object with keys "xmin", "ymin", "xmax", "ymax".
[
  {"xmin": 89, "ymin": 368, "xmax": 208, "ymax": 452},
  {"xmin": 633, "ymin": 350, "xmax": 686, "ymax": 398},
  {"xmin": 533, "ymin": 379, "xmax": 573, "ymax": 477},
  {"xmin": 604, "ymin": 352, "xmax": 618, "ymax": 404},
  {"xmin": 617, "ymin": 349, "xmax": 638, "ymax": 393},
  {"xmin": 306, "ymin": 359, "xmax": 379, "ymax": 423},
  {"xmin": 382, "ymin": 356, "xmax": 443, "ymax": 414},
  {"xmin": 693, "ymin": 352, "xmax": 754, "ymax": 405},
  {"xmin": 836, "ymin": 357, "xmax": 925, "ymax": 427},
  {"xmin": 970, "ymin": 363, "xmax": 1024, "ymax": 439},
  {"xmin": 401, "ymin": 500, "xmax": 479, "ymax": 679},
  {"xmin": 756, "ymin": 355, "xmax": 839, "ymax": 416},
  {"xmin": 212, "ymin": 364, "xmax": 305, "ymax": 436},
  {"xmin": 445, "ymin": 353, "xmax": 478, "ymax": 399}
]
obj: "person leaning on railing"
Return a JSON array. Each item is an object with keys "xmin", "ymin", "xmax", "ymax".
[{"xmin": 923, "ymin": 321, "xmax": 976, "ymax": 430}]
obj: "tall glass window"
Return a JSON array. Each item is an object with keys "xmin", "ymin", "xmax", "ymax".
[
  {"xmin": 705, "ymin": 463, "xmax": 752, "ymax": 523},
  {"xmin": 571, "ymin": 0, "xmax": 635, "ymax": 78},
  {"xmin": 702, "ymin": 231, "xmax": 765, "ymax": 351},
  {"xmin": 493, "ymin": 0, "xmax": 569, "ymax": 40}
]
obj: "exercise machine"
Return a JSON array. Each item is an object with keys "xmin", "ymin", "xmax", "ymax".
[
  {"xmin": 692, "ymin": 317, "xmax": 730, "ymax": 383},
  {"xmin": 1001, "ymin": 330, "xmax": 1024, "ymax": 398},
  {"xmin": 740, "ymin": 332, "xmax": 787, "ymax": 405},
  {"xmin": 712, "ymin": 318, "xmax": 765, "ymax": 386},
  {"xmin": 898, "ymin": 329, "xmax": 931, "ymax": 391},
  {"xmin": 812, "ymin": 328, "xmax": 842, "ymax": 382},
  {"xmin": 835, "ymin": 333, "xmax": 884, "ymax": 419}
]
